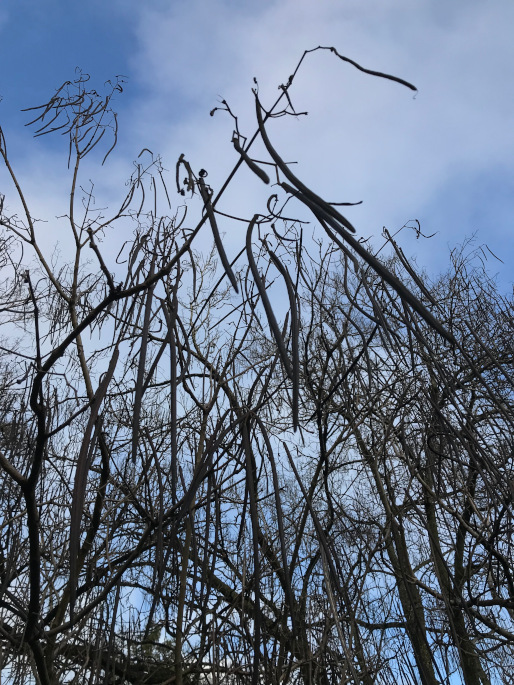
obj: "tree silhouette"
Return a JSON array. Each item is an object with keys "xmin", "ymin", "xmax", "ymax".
[{"xmin": 0, "ymin": 52, "xmax": 512, "ymax": 684}]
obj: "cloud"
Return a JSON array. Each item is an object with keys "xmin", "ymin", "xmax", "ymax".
[
  {"xmin": 1, "ymin": 0, "xmax": 512, "ymax": 288},
  {"xmin": 118, "ymin": 0, "xmax": 512, "ymax": 291}
]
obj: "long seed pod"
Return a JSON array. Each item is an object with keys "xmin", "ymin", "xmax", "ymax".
[
  {"xmin": 325, "ymin": 46, "xmax": 417, "ymax": 90},
  {"xmin": 255, "ymin": 93, "xmax": 454, "ymax": 343},
  {"xmin": 255, "ymin": 97, "xmax": 357, "ymax": 234},
  {"xmin": 232, "ymin": 135, "xmax": 270, "ymax": 184},
  {"xmin": 383, "ymin": 227, "xmax": 439, "ymax": 306},
  {"xmin": 246, "ymin": 216, "xmax": 293, "ymax": 380},
  {"xmin": 267, "ymin": 248, "xmax": 300, "ymax": 429},
  {"xmin": 198, "ymin": 176, "xmax": 239, "ymax": 293},
  {"xmin": 281, "ymin": 181, "xmax": 455, "ymax": 345}
]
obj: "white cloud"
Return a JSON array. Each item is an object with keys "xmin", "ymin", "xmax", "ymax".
[
  {"xmin": 3, "ymin": 0, "xmax": 512, "ymax": 287},
  {"xmin": 124, "ymin": 0, "xmax": 513, "ymax": 277}
]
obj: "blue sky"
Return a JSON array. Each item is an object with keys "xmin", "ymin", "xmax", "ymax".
[{"xmin": 1, "ymin": 0, "xmax": 513, "ymax": 291}]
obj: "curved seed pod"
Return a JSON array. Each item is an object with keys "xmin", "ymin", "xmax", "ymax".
[
  {"xmin": 176, "ymin": 153, "xmax": 194, "ymax": 195},
  {"xmin": 255, "ymin": 98, "xmax": 357, "ymax": 234},
  {"xmin": 267, "ymin": 248, "xmax": 300, "ymax": 430},
  {"xmin": 232, "ymin": 136, "xmax": 270, "ymax": 184},
  {"xmin": 246, "ymin": 216, "xmax": 293, "ymax": 380},
  {"xmin": 281, "ymin": 181, "xmax": 455, "ymax": 345},
  {"xmin": 326, "ymin": 46, "xmax": 417, "ymax": 91},
  {"xmin": 384, "ymin": 227, "xmax": 438, "ymax": 306},
  {"xmin": 198, "ymin": 177, "xmax": 239, "ymax": 293}
]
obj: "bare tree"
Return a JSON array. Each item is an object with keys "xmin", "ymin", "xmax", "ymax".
[
  {"xmin": 0, "ymin": 52, "xmax": 512, "ymax": 685},
  {"xmin": 291, "ymin": 235, "xmax": 514, "ymax": 684}
]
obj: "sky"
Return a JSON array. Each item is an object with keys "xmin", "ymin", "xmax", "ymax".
[{"xmin": 1, "ymin": 0, "xmax": 513, "ymax": 292}]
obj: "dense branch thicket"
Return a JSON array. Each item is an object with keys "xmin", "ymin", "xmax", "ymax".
[{"xmin": 0, "ymin": 52, "xmax": 512, "ymax": 684}]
